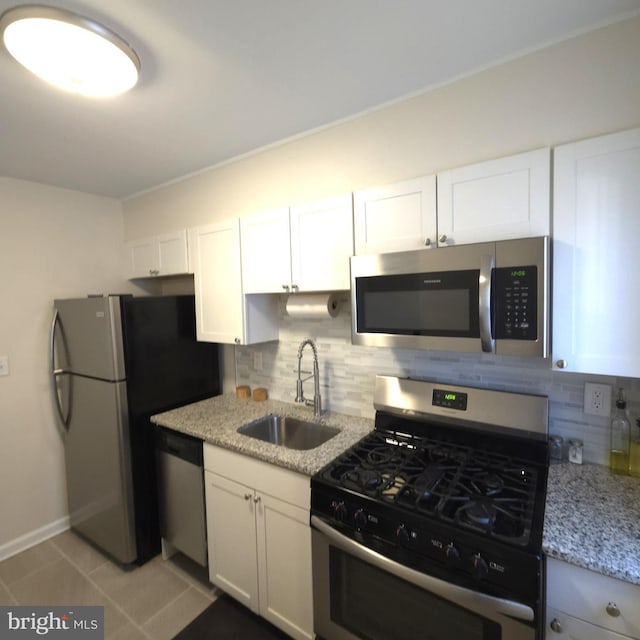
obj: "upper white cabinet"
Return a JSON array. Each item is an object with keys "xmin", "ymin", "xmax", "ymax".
[
  {"xmin": 353, "ymin": 176, "xmax": 437, "ymax": 255},
  {"xmin": 240, "ymin": 207, "xmax": 291, "ymax": 294},
  {"xmin": 241, "ymin": 194, "xmax": 354, "ymax": 293},
  {"xmin": 552, "ymin": 127, "xmax": 640, "ymax": 377},
  {"xmin": 437, "ymin": 148, "xmax": 550, "ymax": 246},
  {"xmin": 126, "ymin": 229, "xmax": 190, "ymax": 278},
  {"xmin": 290, "ymin": 194, "xmax": 354, "ymax": 291},
  {"xmin": 546, "ymin": 557, "xmax": 640, "ymax": 640},
  {"xmin": 189, "ymin": 220, "xmax": 278, "ymax": 345}
]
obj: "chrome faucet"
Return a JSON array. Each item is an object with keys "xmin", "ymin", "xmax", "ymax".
[{"xmin": 295, "ymin": 338, "xmax": 322, "ymax": 417}]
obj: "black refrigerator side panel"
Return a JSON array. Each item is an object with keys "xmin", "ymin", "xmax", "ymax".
[
  {"xmin": 120, "ymin": 294, "xmax": 221, "ymax": 564},
  {"xmin": 120, "ymin": 295, "xmax": 221, "ymax": 417}
]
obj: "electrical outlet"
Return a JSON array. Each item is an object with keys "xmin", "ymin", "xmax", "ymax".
[
  {"xmin": 584, "ymin": 382, "xmax": 612, "ymax": 417},
  {"xmin": 0, "ymin": 355, "xmax": 9, "ymax": 377},
  {"xmin": 252, "ymin": 351, "xmax": 263, "ymax": 371}
]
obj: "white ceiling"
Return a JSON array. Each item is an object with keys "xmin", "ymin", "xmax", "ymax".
[{"xmin": 1, "ymin": 0, "xmax": 639, "ymax": 199}]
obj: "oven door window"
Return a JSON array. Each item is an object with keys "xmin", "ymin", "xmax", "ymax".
[
  {"xmin": 330, "ymin": 548, "xmax": 500, "ymax": 640},
  {"xmin": 355, "ymin": 270, "xmax": 480, "ymax": 338}
]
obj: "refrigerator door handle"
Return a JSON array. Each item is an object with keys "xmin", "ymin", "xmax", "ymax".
[{"xmin": 50, "ymin": 308, "xmax": 70, "ymax": 431}]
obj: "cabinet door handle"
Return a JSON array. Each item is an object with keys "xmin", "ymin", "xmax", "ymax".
[
  {"xmin": 438, "ymin": 234, "xmax": 448, "ymax": 244},
  {"xmin": 606, "ymin": 602, "xmax": 621, "ymax": 617},
  {"xmin": 291, "ymin": 284, "xmax": 299, "ymax": 291},
  {"xmin": 253, "ymin": 495, "xmax": 261, "ymax": 504},
  {"xmin": 549, "ymin": 618, "xmax": 563, "ymax": 633},
  {"xmin": 424, "ymin": 238, "xmax": 431, "ymax": 247},
  {"xmin": 244, "ymin": 493, "xmax": 252, "ymax": 501},
  {"xmin": 234, "ymin": 338, "xmax": 241, "ymax": 344},
  {"xmin": 282, "ymin": 284, "xmax": 290, "ymax": 291},
  {"xmin": 555, "ymin": 359, "xmax": 568, "ymax": 369}
]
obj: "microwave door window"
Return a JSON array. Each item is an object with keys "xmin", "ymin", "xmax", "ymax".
[
  {"xmin": 356, "ymin": 271, "xmax": 480, "ymax": 338},
  {"xmin": 364, "ymin": 290, "xmax": 470, "ymax": 334}
]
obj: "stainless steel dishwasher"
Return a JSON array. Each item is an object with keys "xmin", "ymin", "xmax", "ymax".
[{"xmin": 155, "ymin": 427, "xmax": 207, "ymax": 566}]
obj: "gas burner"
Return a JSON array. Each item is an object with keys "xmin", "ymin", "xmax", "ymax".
[
  {"xmin": 366, "ymin": 446, "xmax": 398, "ymax": 467},
  {"xmin": 457, "ymin": 499, "xmax": 497, "ymax": 528},
  {"xmin": 343, "ymin": 468, "xmax": 382, "ymax": 493},
  {"xmin": 470, "ymin": 471, "xmax": 504, "ymax": 496}
]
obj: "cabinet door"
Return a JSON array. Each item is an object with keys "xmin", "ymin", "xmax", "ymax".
[
  {"xmin": 354, "ymin": 176, "xmax": 437, "ymax": 254},
  {"xmin": 189, "ymin": 220, "xmax": 244, "ymax": 344},
  {"xmin": 552, "ymin": 128, "xmax": 640, "ymax": 376},
  {"xmin": 256, "ymin": 493, "xmax": 314, "ymax": 640},
  {"xmin": 290, "ymin": 193, "xmax": 354, "ymax": 291},
  {"xmin": 127, "ymin": 237, "xmax": 159, "ymax": 278},
  {"xmin": 547, "ymin": 557, "xmax": 640, "ymax": 638},
  {"xmin": 157, "ymin": 229, "xmax": 189, "ymax": 275},
  {"xmin": 437, "ymin": 148, "xmax": 550, "ymax": 246},
  {"xmin": 205, "ymin": 471, "xmax": 259, "ymax": 613},
  {"xmin": 546, "ymin": 607, "xmax": 632, "ymax": 640},
  {"xmin": 240, "ymin": 208, "xmax": 291, "ymax": 294}
]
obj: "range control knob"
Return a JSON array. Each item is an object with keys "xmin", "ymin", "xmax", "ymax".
[
  {"xmin": 471, "ymin": 554, "xmax": 489, "ymax": 580},
  {"xmin": 396, "ymin": 524, "xmax": 410, "ymax": 544},
  {"xmin": 331, "ymin": 500, "xmax": 347, "ymax": 522},
  {"xmin": 444, "ymin": 544, "xmax": 460, "ymax": 566},
  {"xmin": 354, "ymin": 508, "xmax": 367, "ymax": 529}
]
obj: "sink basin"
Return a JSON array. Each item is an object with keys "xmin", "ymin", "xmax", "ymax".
[{"xmin": 237, "ymin": 415, "xmax": 339, "ymax": 450}]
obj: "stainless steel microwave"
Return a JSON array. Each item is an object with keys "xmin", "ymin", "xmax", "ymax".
[{"xmin": 350, "ymin": 236, "xmax": 550, "ymax": 357}]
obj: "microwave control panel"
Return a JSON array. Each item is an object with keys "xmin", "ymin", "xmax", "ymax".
[{"xmin": 493, "ymin": 266, "xmax": 537, "ymax": 340}]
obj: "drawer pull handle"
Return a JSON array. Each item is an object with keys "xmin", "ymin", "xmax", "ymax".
[
  {"xmin": 549, "ymin": 618, "xmax": 563, "ymax": 633},
  {"xmin": 606, "ymin": 602, "xmax": 621, "ymax": 617}
]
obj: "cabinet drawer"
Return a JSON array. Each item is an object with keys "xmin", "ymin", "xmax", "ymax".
[
  {"xmin": 546, "ymin": 607, "xmax": 633, "ymax": 640},
  {"xmin": 204, "ymin": 444, "xmax": 309, "ymax": 509},
  {"xmin": 547, "ymin": 558, "xmax": 640, "ymax": 638}
]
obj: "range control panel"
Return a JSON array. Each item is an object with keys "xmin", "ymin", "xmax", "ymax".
[{"xmin": 493, "ymin": 266, "xmax": 537, "ymax": 340}]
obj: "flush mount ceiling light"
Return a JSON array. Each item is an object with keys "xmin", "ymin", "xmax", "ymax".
[{"xmin": 0, "ymin": 5, "xmax": 140, "ymax": 97}]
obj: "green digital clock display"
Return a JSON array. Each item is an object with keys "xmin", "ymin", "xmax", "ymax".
[
  {"xmin": 433, "ymin": 389, "xmax": 468, "ymax": 411},
  {"xmin": 511, "ymin": 269, "xmax": 526, "ymax": 278}
]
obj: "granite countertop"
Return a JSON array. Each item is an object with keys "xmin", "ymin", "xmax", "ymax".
[
  {"xmin": 151, "ymin": 394, "xmax": 373, "ymax": 476},
  {"xmin": 543, "ymin": 462, "xmax": 640, "ymax": 586},
  {"xmin": 154, "ymin": 396, "xmax": 640, "ymax": 586}
]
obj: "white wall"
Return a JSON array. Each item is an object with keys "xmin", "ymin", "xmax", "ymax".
[
  {"xmin": 123, "ymin": 15, "xmax": 640, "ymax": 237},
  {"xmin": 0, "ymin": 177, "xmax": 142, "ymax": 558}
]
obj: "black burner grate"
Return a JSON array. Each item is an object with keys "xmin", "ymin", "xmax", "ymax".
[{"xmin": 319, "ymin": 429, "xmax": 539, "ymax": 546}]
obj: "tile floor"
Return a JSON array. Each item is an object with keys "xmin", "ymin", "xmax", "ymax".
[{"xmin": 0, "ymin": 531, "xmax": 219, "ymax": 640}]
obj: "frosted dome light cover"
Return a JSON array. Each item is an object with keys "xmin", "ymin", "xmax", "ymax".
[{"xmin": 0, "ymin": 6, "xmax": 140, "ymax": 97}]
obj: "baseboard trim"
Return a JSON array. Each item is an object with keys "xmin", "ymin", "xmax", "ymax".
[{"xmin": 0, "ymin": 517, "xmax": 70, "ymax": 562}]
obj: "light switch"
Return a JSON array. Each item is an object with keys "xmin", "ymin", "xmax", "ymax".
[{"xmin": 0, "ymin": 355, "xmax": 9, "ymax": 377}]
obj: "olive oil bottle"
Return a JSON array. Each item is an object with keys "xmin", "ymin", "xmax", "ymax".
[
  {"xmin": 609, "ymin": 388, "xmax": 630, "ymax": 475},
  {"xmin": 629, "ymin": 418, "xmax": 640, "ymax": 477}
]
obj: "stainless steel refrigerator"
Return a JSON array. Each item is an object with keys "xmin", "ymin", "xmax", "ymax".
[{"xmin": 50, "ymin": 294, "xmax": 220, "ymax": 564}]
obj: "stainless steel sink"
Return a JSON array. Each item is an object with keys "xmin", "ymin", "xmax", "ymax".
[{"xmin": 237, "ymin": 414, "xmax": 339, "ymax": 450}]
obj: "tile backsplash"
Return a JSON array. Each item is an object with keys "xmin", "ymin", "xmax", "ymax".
[{"xmin": 235, "ymin": 297, "xmax": 639, "ymax": 465}]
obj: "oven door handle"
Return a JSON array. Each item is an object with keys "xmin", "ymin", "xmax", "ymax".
[{"xmin": 311, "ymin": 515, "xmax": 534, "ymax": 623}]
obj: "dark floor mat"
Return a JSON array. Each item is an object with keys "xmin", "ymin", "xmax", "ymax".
[{"xmin": 172, "ymin": 594, "xmax": 291, "ymax": 640}]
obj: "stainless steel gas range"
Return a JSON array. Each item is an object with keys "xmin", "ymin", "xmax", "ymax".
[{"xmin": 310, "ymin": 375, "xmax": 549, "ymax": 640}]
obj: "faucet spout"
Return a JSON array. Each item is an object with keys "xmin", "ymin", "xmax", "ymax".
[{"xmin": 295, "ymin": 338, "xmax": 322, "ymax": 416}]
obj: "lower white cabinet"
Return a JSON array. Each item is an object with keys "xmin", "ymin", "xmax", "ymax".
[
  {"xmin": 546, "ymin": 558, "xmax": 640, "ymax": 640},
  {"xmin": 547, "ymin": 607, "xmax": 632, "ymax": 640},
  {"xmin": 204, "ymin": 445, "xmax": 314, "ymax": 640}
]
